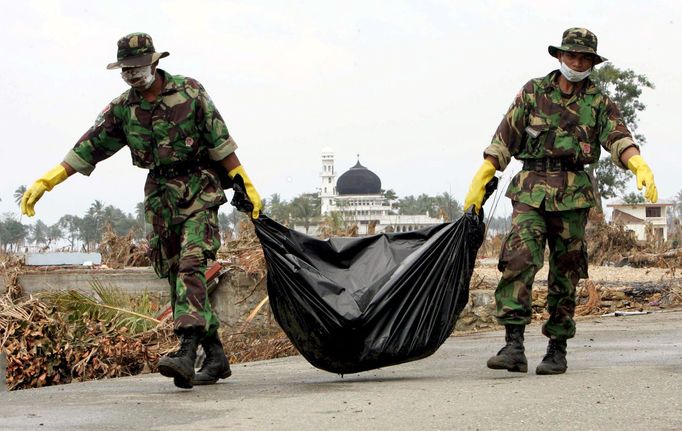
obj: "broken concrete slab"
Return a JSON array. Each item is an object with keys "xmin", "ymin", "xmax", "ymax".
[{"xmin": 17, "ymin": 267, "xmax": 166, "ymax": 296}]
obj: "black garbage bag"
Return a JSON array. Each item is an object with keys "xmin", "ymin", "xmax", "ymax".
[{"xmin": 252, "ymin": 180, "xmax": 496, "ymax": 374}]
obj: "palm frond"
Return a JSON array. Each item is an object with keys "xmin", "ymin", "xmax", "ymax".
[{"xmin": 40, "ymin": 280, "xmax": 160, "ymax": 335}]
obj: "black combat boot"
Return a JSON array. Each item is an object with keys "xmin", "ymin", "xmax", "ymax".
[
  {"xmin": 486, "ymin": 324, "xmax": 528, "ymax": 373},
  {"xmin": 535, "ymin": 339, "xmax": 567, "ymax": 375},
  {"xmin": 192, "ymin": 332, "xmax": 232, "ymax": 385},
  {"xmin": 158, "ymin": 328, "xmax": 201, "ymax": 389}
]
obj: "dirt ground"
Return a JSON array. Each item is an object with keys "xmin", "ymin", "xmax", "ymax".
[{"xmin": 474, "ymin": 261, "xmax": 680, "ymax": 287}]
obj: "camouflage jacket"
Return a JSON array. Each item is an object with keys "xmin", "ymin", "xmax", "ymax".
[
  {"xmin": 484, "ymin": 70, "xmax": 636, "ymax": 211},
  {"xmin": 64, "ymin": 69, "xmax": 236, "ymax": 228}
]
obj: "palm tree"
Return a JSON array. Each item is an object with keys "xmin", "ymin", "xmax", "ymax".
[
  {"xmin": 135, "ymin": 202, "xmax": 149, "ymax": 238},
  {"xmin": 433, "ymin": 192, "xmax": 462, "ymax": 222},
  {"xmin": 47, "ymin": 223, "xmax": 63, "ymax": 249},
  {"xmin": 14, "ymin": 185, "xmax": 27, "ymax": 207},
  {"xmin": 291, "ymin": 193, "xmax": 320, "ymax": 234},
  {"xmin": 31, "ymin": 220, "xmax": 49, "ymax": 247}
]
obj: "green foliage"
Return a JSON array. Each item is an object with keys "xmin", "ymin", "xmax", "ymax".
[
  {"xmin": 0, "ymin": 213, "xmax": 29, "ymax": 252},
  {"xmin": 58, "ymin": 214, "xmax": 81, "ymax": 251},
  {"xmin": 591, "ymin": 64, "xmax": 655, "ymax": 144},
  {"xmin": 13, "ymin": 185, "xmax": 26, "ymax": 207},
  {"xmin": 397, "ymin": 194, "xmax": 432, "ymax": 215},
  {"xmin": 30, "ymin": 220, "xmax": 49, "ymax": 246},
  {"xmin": 260, "ymin": 192, "xmax": 321, "ymax": 233},
  {"xmin": 42, "ymin": 280, "xmax": 160, "ymax": 335},
  {"xmin": 432, "ymin": 192, "xmax": 462, "ymax": 222},
  {"xmin": 594, "ymin": 158, "xmax": 629, "ymax": 200},
  {"xmin": 290, "ymin": 193, "xmax": 321, "ymax": 234},
  {"xmin": 382, "ymin": 189, "xmax": 398, "ymax": 201},
  {"xmin": 47, "ymin": 223, "xmax": 63, "ymax": 246},
  {"xmin": 397, "ymin": 193, "xmax": 463, "ymax": 220},
  {"xmin": 264, "ymin": 193, "xmax": 291, "ymax": 224},
  {"xmin": 622, "ymin": 192, "xmax": 646, "ymax": 204},
  {"xmin": 589, "ymin": 64, "xmax": 654, "ymax": 208}
]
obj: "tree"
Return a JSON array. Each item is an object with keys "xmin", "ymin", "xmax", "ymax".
[
  {"xmin": 382, "ymin": 189, "xmax": 398, "ymax": 201},
  {"xmin": 135, "ymin": 201, "xmax": 149, "ymax": 238},
  {"xmin": 590, "ymin": 64, "xmax": 655, "ymax": 211},
  {"xmin": 218, "ymin": 211, "xmax": 233, "ymax": 241},
  {"xmin": 0, "ymin": 213, "xmax": 29, "ymax": 252},
  {"xmin": 30, "ymin": 219, "xmax": 49, "ymax": 247},
  {"xmin": 226, "ymin": 208, "xmax": 249, "ymax": 237},
  {"xmin": 100, "ymin": 204, "xmax": 137, "ymax": 237},
  {"xmin": 14, "ymin": 185, "xmax": 26, "ymax": 207},
  {"xmin": 47, "ymin": 222, "xmax": 63, "ymax": 248},
  {"xmin": 264, "ymin": 193, "xmax": 291, "ymax": 225},
  {"xmin": 79, "ymin": 213, "xmax": 99, "ymax": 252},
  {"xmin": 397, "ymin": 194, "xmax": 434, "ymax": 216},
  {"xmin": 318, "ymin": 211, "xmax": 349, "ymax": 238},
  {"xmin": 622, "ymin": 192, "xmax": 645, "ymax": 205},
  {"xmin": 290, "ymin": 193, "xmax": 320, "ymax": 234},
  {"xmin": 432, "ymin": 192, "xmax": 462, "ymax": 222},
  {"xmin": 58, "ymin": 214, "xmax": 81, "ymax": 251}
]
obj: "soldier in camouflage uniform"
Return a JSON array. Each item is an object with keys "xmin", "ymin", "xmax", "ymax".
[
  {"xmin": 464, "ymin": 28, "xmax": 658, "ymax": 375},
  {"xmin": 21, "ymin": 33, "xmax": 263, "ymax": 389}
]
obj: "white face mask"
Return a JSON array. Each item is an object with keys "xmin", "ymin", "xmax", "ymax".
[
  {"xmin": 559, "ymin": 61, "xmax": 592, "ymax": 83},
  {"xmin": 121, "ymin": 65, "xmax": 155, "ymax": 90}
]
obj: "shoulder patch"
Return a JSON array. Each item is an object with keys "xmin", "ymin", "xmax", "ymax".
[{"xmin": 94, "ymin": 104, "xmax": 111, "ymax": 128}]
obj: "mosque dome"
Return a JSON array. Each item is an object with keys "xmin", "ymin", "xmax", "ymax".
[{"xmin": 336, "ymin": 160, "xmax": 382, "ymax": 195}]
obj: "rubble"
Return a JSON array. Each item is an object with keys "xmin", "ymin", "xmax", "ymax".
[
  {"xmin": 1, "ymin": 219, "xmax": 681, "ymax": 389},
  {"xmin": 455, "ymin": 264, "xmax": 682, "ymax": 333}
]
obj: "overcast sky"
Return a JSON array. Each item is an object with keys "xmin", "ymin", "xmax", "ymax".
[{"xmin": 1, "ymin": 0, "xmax": 680, "ymax": 226}]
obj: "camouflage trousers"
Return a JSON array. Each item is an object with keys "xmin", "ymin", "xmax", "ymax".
[
  {"xmin": 495, "ymin": 201, "xmax": 589, "ymax": 339},
  {"xmin": 150, "ymin": 208, "xmax": 221, "ymax": 336}
]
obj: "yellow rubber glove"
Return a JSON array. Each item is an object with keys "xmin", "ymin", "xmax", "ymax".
[
  {"xmin": 627, "ymin": 155, "xmax": 658, "ymax": 203},
  {"xmin": 21, "ymin": 164, "xmax": 69, "ymax": 217},
  {"xmin": 228, "ymin": 165, "xmax": 262, "ymax": 219},
  {"xmin": 464, "ymin": 159, "xmax": 497, "ymax": 214}
]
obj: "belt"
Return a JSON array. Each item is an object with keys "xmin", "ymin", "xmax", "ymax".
[
  {"xmin": 522, "ymin": 158, "xmax": 584, "ymax": 172},
  {"xmin": 149, "ymin": 160, "xmax": 207, "ymax": 178}
]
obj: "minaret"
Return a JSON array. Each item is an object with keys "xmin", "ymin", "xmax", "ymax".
[{"xmin": 320, "ymin": 147, "xmax": 336, "ymax": 216}]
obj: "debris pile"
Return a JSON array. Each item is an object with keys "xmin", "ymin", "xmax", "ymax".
[
  {"xmin": 458, "ymin": 264, "xmax": 682, "ymax": 333},
  {"xmin": 479, "ymin": 211, "xmax": 680, "ymax": 269},
  {"xmin": 223, "ymin": 328, "xmax": 297, "ymax": 364},
  {"xmin": 585, "ymin": 214, "xmax": 681, "ymax": 268},
  {"xmin": 218, "ymin": 219, "xmax": 265, "ymax": 279},
  {"xmin": 0, "ymin": 292, "xmax": 169, "ymax": 390},
  {"xmin": 98, "ymin": 224, "xmax": 150, "ymax": 269},
  {"xmin": 586, "ymin": 216, "xmax": 640, "ymax": 265}
]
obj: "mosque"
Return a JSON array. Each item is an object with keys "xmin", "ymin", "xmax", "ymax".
[{"xmin": 316, "ymin": 147, "xmax": 443, "ymax": 235}]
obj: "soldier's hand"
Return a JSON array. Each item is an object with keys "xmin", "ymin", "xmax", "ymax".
[
  {"xmin": 627, "ymin": 155, "xmax": 658, "ymax": 203},
  {"xmin": 20, "ymin": 164, "xmax": 69, "ymax": 217},
  {"xmin": 21, "ymin": 181, "xmax": 48, "ymax": 217},
  {"xmin": 228, "ymin": 165, "xmax": 262, "ymax": 219},
  {"xmin": 464, "ymin": 159, "xmax": 497, "ymax": 214}
]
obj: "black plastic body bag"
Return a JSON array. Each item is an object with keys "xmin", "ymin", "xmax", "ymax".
[{"xmin": 251, "ymin": 181, "xmax": 496, "ymax": 375}]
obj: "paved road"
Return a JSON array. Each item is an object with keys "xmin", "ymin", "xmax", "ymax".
[{"xmin": 2, "ymin": 309, "xmax": 681, "ymax": 431}]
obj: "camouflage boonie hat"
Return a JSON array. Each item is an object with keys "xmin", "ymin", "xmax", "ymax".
[
  {"xmin": 548, "ymin": 27, "xmax": 607, "ymax": 65},
  {"xmin": 106, "ymin": 32, "xmax": 169, "ymax": 70}
]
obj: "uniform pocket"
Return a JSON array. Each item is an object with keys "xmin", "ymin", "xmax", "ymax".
[
  {"xmin": 524, "ymin": 124, "xmax": 551, "ymax": 156},
  {"xmin": 497, "ymin": 231, "xmax": 514, "ymax": 272},
  {"xmin": 148, "ymin": 233, "xmax": 170, "ymax": 278}
]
